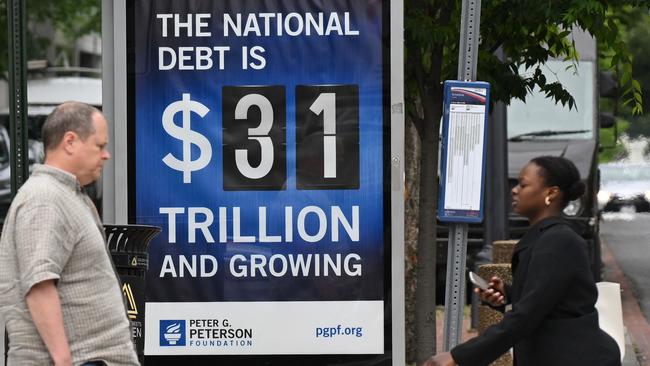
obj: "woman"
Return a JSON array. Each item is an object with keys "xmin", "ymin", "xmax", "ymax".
[{"xmin": 424, "ymin": 156, "xmax": 620, "ymax": 366}]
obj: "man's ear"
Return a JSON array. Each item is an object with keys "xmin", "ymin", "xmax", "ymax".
[{"xmin": 61, "ymin": 131, "xmax": 78, "ymax": 154}]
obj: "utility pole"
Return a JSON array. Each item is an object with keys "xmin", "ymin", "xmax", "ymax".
[{"xmin": 442, "ymin": 0, "xmax": 482, "ymax": 351}]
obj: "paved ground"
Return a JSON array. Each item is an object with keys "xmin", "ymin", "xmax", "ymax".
[
  {"xmin": 602, "ymin": 212, "xmax": 650, "ymax": 365},
  {"xmin": 435, "ymin": 308, "xmax": 476, "ymax": 353},
  {"xmin": 602, "ymin": 213, "xmax": 650, "ymax": 321},
  {"xmin": 602, "ymin": 236, "xmax": 646, "ymax": 365}
]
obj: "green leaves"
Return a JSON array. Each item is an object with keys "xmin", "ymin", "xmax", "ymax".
[
  {"xmin": 0, "ymin": 0, "xmax": 101, "ymax": 78},
  {"xmin": 621, "ymin": 77, "xmax": 643, "ymax": 114},
  {"xmin": 405, "ymin": 0, "xmax": 649, "ymax": 124}
]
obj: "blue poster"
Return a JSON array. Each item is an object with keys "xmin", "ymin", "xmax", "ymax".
[{"xmin": 128, "ymin": 0, "xmax": 391, "ymax": 361}]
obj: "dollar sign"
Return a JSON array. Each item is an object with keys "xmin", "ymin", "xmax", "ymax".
[{"xmin": 162, "ymin": 93, "xmax": 212, "ymax": 183}]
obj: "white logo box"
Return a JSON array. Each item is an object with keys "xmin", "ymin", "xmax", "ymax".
[{"xmin": 145, "ymin": 300, "xmax": 384, "ymax": 355}]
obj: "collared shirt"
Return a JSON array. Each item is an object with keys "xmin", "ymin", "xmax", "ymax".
[{"xmin": 0, "ymin": 164, "xmax": 138, "ymax": 365}]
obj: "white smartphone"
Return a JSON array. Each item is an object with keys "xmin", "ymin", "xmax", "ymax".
[{"xmin": 469, "ymin": 271, "xmax": 490, "ymax": 291}]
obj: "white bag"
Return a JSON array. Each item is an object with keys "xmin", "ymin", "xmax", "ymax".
[{"xmin": 595, "ymin": 281, "xmax": 625, "ymax": 361}]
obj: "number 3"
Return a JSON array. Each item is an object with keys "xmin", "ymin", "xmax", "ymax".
[{"xmin": 234, "ymin": 94, "xmax": 275, "ymax": 179}]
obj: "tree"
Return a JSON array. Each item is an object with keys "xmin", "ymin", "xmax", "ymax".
[
  {"xmin": 596, "ymin": 8, "xmax": 650, "ymax": 162},
  {"xmin": 0, "ymin": 0, "xmax": 100, "ymax": 77},
  {"xmin": 615, "ymin": 10, "xmax": 650, "ymax": 142},
  {"xmin": 404, "ymin": 0, "xmax": 646, "ymax": 363}
]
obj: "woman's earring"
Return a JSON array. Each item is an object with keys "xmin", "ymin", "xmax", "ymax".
[{"xmin": 545, "ymin": 196, "xmax": 551, "ymax": 206}]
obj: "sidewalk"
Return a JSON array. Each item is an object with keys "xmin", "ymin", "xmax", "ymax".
[
  {"xmin": 435, "ymin": 307, "xmax": 476, "ymax": 353},
  {"xmin": 602, "ymin": 237, "xmax": 649, "ymax": 366}
]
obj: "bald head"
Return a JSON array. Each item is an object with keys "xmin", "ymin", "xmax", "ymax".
[
  {"xmin": 41, "ymin": 102, "xmax": 111, "ymax": 186},
  {"xmin": 42, "ymin": 101, "xmax": 101, "ymax": 152}
]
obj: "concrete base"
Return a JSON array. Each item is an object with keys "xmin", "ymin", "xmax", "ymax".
[
  {"xmin": 492, "ymin": 240, "xmax": 518, "ymax": 264},
  {"xmin": 477, "ymin": 263, "xmax": 512, "ymax": 285},
  {"xmin": 477, "ymin": 305, "xmax": 513, "ymax": 366},
  {"xmin": 477, "ymin": 264, "xmax": 513, "ymax": 366}
]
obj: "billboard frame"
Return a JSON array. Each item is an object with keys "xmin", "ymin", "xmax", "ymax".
[{"xmin": 102, "ymin": 0, "xmax": 404, "ymax": 364}]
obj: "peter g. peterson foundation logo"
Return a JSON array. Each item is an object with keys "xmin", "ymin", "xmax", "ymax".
[{"xmin": 160, "ymin": 320, "xmax": 186, "ymax": 346}]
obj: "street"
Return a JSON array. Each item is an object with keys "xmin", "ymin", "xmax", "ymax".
[
  {"xmin": 602, "ymin": 212, "xmax": 650, "ymax": 322},
  {"xmin": 602, "ymin": 210, "xmax": 650, "ymax": 365}
]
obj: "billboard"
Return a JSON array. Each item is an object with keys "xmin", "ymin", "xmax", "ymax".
[{"xmin": 124, "ymin": 0, "xmax": 400, "ymax": 364}]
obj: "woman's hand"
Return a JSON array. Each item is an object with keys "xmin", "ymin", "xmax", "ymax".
[
  {"xmin": 475, "ymin": 276, "xmax": 506, "ymax": 307},
  {"xmin": 421, "ymin": 352, "xmax": 457, "ymax": 366}
]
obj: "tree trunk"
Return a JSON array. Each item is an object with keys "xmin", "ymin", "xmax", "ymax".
[
  {"xmin": 414, "ymin": 58, "xmax": 444, "ymax": 364},
  {"xmin": 404, "ymin": 114, "xmax": 422, "ymax": 363}
]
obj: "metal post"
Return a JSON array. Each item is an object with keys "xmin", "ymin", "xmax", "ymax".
[
  {"xmin": 473, "ymin": 48, "xmax": 509, "ymax": 328},
  {"xmin": 5, "ymin": 0, "xmax": 28, "ymax": 363},
  {"xmin": 390, "ymin": 0, "xmax": 407, "ymax": 364},
  {"xmin": 102, "ymin": 0, "xmax": 129, "ymax": 224},
  {"xmin": 481, "ymin": 47, "xmax": 509, "ymax": 262},
  {"xmin": 443, "ymin": 0, "xmax": 482, "ymax": 351},
  {"xmin": 7, "ymin": 0, "xmax": 29, "ymax": 194},
  {"xmin": 101, "ymin": 0, "xmax": 116, "ymax": 223},
  {"xmin": 456, "ymin": 0, "xmax": 481, "ymax": 82},
  {"xmin": 443, "ymin": 224, "xmax": 469, "ymax": 349}
]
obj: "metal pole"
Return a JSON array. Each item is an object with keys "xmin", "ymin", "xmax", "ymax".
[
  {"xmin": 390, "ymin": 0, "xmax": 407, "ymax": 364},
  {"xmin": 442, "ymin": 224, "xmax": 469, "ymax": 349},
  {"xmin": 443, "ymin": 0, "xmax": 482, "ymax": 351},
  {"xmin": 456, "ymin": 0, "xmax": 481, "ymax": 82},
  {"xmin": 473, "ymin": 47, "xmax": 508, "ymax": 328},
  {"xmin": 7, "ymin": 0, "xmax": 29, "ymax": 194},
  {"xmin": 102, "ymin": 0, "xmax": 128, "ymax": 224},
  {"xmin": 481, "ymin": 47, "xmax": 509, "ymax": 261},
  {"xmin": 101, "ymin": 0, "xmax": 115, "ymax": 223},
  {"xmin": 5, "ymin": 0, "xmax": 28, "ymax": 363}
]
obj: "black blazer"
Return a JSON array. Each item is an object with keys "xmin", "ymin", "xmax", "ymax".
[{"xmin": 451, "ymin": 216, "xmax": 621, "ymax": 366}]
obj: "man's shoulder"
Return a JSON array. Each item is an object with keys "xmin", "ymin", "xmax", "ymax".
[
  {"xmin": 8, "ymin": 175, "xmax": 70, "ymax": 215},
  {"xmin": 17, "ymin": 173, "xmax": 67, "ymax": 198}
]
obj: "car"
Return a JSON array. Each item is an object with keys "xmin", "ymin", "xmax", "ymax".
[
  {"xmin": 598, "ymin": 162, "xmax": 650, "ymax": 212},
  {"xmin": 0, "ymin": 123, "xmax": 46, "ymax": 219},
  {"xmin": 0, "ymin": 74, "xmax": 102, "ymax": 220}
]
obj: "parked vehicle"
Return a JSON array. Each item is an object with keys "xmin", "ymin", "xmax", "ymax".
[
  {"xmin": 598, "ymin": 162, "xmax": 650, "ymax": 212},
  {"xmin": 0, "ymin": 73, "xmax": 102, "ymax": 220},
  {"xmin": 0, "ymin": 124, "xmax": 44, "ymax": 220},
  {"xmin": 506, "ymin": 35, "xmax": 607, "ymax": 280}
]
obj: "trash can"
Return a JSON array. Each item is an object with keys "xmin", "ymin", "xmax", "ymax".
[{"xmin": 104, "ymin": 224, "xmax": 161, "ymax": 364}]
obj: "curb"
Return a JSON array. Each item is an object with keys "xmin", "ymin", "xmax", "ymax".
[
  {"xmin": 625, "ymin": 327, "xmax": 641, "ymax": 366},
  {"xmin": 602, "ymin": 236, "xmax": 648, "ymax": 366}
]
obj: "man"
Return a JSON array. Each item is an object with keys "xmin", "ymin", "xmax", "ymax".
[{"xmin": 0, "ymin": 102, "xmax": 139, "ymax": 365}]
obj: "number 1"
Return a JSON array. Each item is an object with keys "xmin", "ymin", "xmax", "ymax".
[
  {"xmin": 296, "ymin": 85, "xmax": 359, "ymax": 190},
  {"xmin": 309, "ymin": 93, "xmax": 337, "ymax": 178}
]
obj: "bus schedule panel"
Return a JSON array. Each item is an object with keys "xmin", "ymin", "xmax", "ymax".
[
  {"xmin": 438, "ymin": 80, "xmax": 490, "ymax": 224},
  {"xmin": 126, "ymin": 0, "xmax": 392, "ymax": 364}
]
